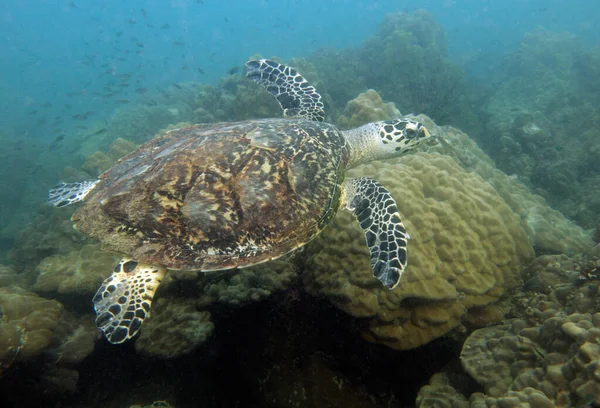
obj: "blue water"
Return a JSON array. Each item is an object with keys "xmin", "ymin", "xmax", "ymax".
[{"xmin": 1, "ymin": 0, "xmax": 598, "ymax": 138}]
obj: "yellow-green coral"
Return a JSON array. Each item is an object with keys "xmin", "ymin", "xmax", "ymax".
[
  {"xmin": 34, "ymin": 244, "xmax": 117, "ymax": 295},
  {"xmin": 304, "ymin": 152, "xmax": 534, "ymax": 349},
  {"xmin": 337, "ymin": 89, "xmax": 401, "ymax": 129}
]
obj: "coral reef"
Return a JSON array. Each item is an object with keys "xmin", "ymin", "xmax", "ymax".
[
  {"xmin": 34, "ymin": 244, "xmax": 117, "ymax": 295},
  {"xmin": 0, "ymin": 287, "xmax": 63, "ymax": 374},
  {"xmin": 420, "ymin": 116, "xmax": 594, "ymax": 255},
  {"xmin": 481, "ymin": 28, "xmax": 600, "ymax": 228},
  {"xmin": 355, "ymin": 10, "xmax": 476, "ymax": 128},
  {"xmin": 336, "ymin": 91, "xmax": 592, "ymax": 257},
  {"xmin": 108, "ymin": 101, "xmax": 193, "ymax": 145},
  {"xmin": 133, "ymin": 260, "xmax": 296, "ymax": 358},
  {"xmin": 0, "ymin": 134, "xmax": 65, "ymax": 251},
  {"xmin": 197, "ymin": 259, "xmax": 298, "ymax": 307},
  {"xmin": 417, "ymin": 245, "xmax": 600, "ymax": 407},
  {"xmin": 134, "ymin": 298, "xmax": 214, "ymax": 359},
  {"xmin": 304, "ymin": 152, "xmax": 534, "ymax": 350},
  {"xmin": 81, "ymin": 137, "xmax": 137, "ymax": 176},
  {"xmin": 336, "ymin": 89, "xmax": 401, "ymax": 130},
  {"xmin": 10, "ymin": 204, "xmax": 93, "ymax": 282},
  {"xmin": 161, "ymin": 259, "xmax": 297, "ymax": 308},
  {"xmin": 192, "ymin": 73, "xmax": 282, "ymax": 124},
  {"xmin": 460, "ymin": 312, "xmax": 600, "ymax": 406},
  {"xmin": 48, "ymin": 311, "xmax": 98, "ymax": 366}
]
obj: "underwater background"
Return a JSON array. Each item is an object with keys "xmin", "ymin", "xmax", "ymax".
[{"xmin": 1, "ymin": 0, "xmax": 600, "ymax": 407}]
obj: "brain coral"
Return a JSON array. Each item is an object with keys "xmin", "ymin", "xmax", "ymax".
[{"xmin": 304, "ymin": 152, "xmax": 534, "ymax": 349}]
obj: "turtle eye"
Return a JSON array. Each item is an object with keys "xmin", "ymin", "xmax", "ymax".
[{"xmin": 405, "ymin": 127, "xmax": 417, "ymax": 139}]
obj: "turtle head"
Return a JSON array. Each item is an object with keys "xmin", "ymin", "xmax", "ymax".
[
  {"xmin": 375, "ymin": 118, "xmax": 431, "ymax": 155},
  {"xmin": 344, "ymin": 118, "xmax": 432, "ymax": 167}
]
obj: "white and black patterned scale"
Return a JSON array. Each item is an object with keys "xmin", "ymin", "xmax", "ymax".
[{"xmin": 344, "ymin": 178, "xmax": 408, "ymax": 288}]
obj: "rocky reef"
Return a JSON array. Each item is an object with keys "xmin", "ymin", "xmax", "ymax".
[{"xmin": 416, "ymin": 244, "xmax": 600, "ymax": 407}]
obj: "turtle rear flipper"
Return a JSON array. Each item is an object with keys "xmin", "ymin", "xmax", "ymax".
[
  {"xmin": 245, "ymin": 59, "xmax": 325, "ymax": 122},
  {"xmin": 342, "ymin": 177, "xmax": 408, "ymax": 289},
  {"xmin": 48, "ymin": 180, "xmax": 99, "ymax": 207},
  {"xmin": 93, "ymin": 259, "xmax": 166, "ymax": 344}
]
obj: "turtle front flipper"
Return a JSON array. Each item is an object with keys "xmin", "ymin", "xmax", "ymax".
[
  {"xmin": 93, "ymin": 259, "xmax": 166, "ymax": 344},
  {"xmin": 342, "ymin": 178, "xmax": 408, "ymax": 289},
  {"xmin": 245, "ymin": 59, "xmax": 325, "ymax": 122},
  {"xmin": 48, "ymin": 180, "xmax": 99, "ymax": 207}
]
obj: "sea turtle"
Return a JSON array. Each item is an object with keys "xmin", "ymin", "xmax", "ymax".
[{"xmin": 48, "ymin": 59, "xmax": 432, "ymax": 344}]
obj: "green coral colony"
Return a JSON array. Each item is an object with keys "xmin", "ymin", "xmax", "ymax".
[{"xmin": 48, "ymin": 59, "xmax": 431, "ymax": 344}]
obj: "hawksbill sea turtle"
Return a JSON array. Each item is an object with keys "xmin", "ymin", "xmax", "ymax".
[{"xmin": 48, "ymin": 59, "xmax": 432, "ymax": 344}]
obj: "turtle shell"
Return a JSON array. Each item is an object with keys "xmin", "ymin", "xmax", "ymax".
[{"xmin": 72, "ymin": 118, "xmax": 348, "ymax": 270}]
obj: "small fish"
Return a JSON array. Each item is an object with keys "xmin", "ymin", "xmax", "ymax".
[
  {"xmin": 28, "ymin": 110, "xmax": 39, "ymax": 115},
  {"xmin": 128, "ymin": 19, "xmax": 137, "ymax": 25},
  {"xmin": 40, "ymin": 102, "xmax": 52, "ymax": 108},
  {"xmin": 117, "ymin": 99, "xmax": 130, "ymax": 104},
  {"xmin": 227, "ymin": 66, "xmax": 240, "ymax": 75},
  {"xmin": 161, "ymin": 23, "xmax": 170, "ymax": 29},
  {"xmin": 140, "ymin": 8, "xmax": 147, "ymax": 18},
  {"xmin": 224, "ymin": 17, "xmax": 229, "ymax": 23},
  {"xmin": 54, "ymin": 134, "xmax": 65, "ymax": 142},
  {"xmin": 156, "ymin": 87, "xmax": 170, "ymax": 99},
  {"xmin": 173, "ymin": 84, "xmax": 182, "ymax": 89},
  {"xmin": 135, "ymin": 87, "xmax": 148, "ymax": 94},
  {"xmin": 197, "ymin": 67, "xmax": 205, "ymax": 75},
  {"xmin": 49, "ymin": 142, "xmax": 63, "ymax": 151},
  {"xmin": 116, "ymin": 31, "xmax": 124, "ymax": 37},
  {"xmin": 83, "ymin": 128, "xmax": 107, "ymax": 139},
  {"xmin": 72, "ymin": 112, "xmax": 93, "ymax": 120},
  {"xmin": 172, "ymin": 41, "xmax": 185, "ymax": 46},
  {"xmin": 181, "ymin": 65, "xmax": 189, "ymax": 70},
  {"xmin": 64, "ymin": 104, "xmax": 73, "ymax": 109}
]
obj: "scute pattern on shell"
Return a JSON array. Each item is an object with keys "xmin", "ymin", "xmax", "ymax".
[{"xmin": 71, "ymin": 118, "xmax": 347, "ymax": 270}]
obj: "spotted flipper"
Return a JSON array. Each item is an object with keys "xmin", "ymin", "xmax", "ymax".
[
  {"xmin": 342, "ymin": 177, "xmax": 408, "ymax": 289},
  {"xmin": 93, "ymin": 259, "xmax": 167, "ymax": 344},
  {"xmin": 48, "ymin": 180, "xmax": 99, "ymax": 207},
  {"xmin": 245, "ymin": 59, "xmax": 325, "ymax": 122}
]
